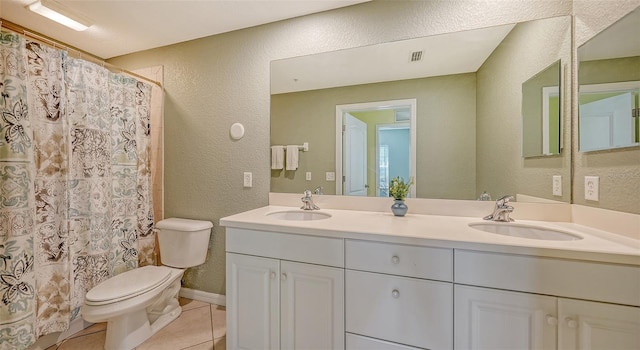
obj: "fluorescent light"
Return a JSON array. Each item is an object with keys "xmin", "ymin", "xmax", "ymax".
[{"xmin": 28, "ymin": 0, "xmax": 92, "ymax": 31}]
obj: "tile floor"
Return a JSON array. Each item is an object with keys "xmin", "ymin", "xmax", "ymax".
[{"xmin": 45, "ymin": 298, "xmax": 226, "ymax": 350}]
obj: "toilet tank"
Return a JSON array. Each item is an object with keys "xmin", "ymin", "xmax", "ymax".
[{"xmin": 155, "ymin": 218, "xmax": 213, "ymax": 268}]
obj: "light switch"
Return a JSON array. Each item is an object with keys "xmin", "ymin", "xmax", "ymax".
[
  {"xmin": 243, "ymin": 172, "xmax": 252, "ymax": 188},
  {"xmin": 326, "ymin": 172, "xmax": 335, "ymax": 181},
  {"xmin": 552, "ymin": 175, "xmax": 562, "ymax": 196},
  {"xmin": 305, "ymin": 172, "xmax": 312, "ymax": 181}
]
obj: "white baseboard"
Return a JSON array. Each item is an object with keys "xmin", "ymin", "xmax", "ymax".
[{"xmin": 179, "ymin": 287, "xmax": 226, "ymax": 307}]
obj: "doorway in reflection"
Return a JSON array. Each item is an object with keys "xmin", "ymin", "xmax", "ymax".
[
  {"xmin": 377, "ymin": 124, "xmax": 410, "ymax": 197},
  {"xmin": 336, "ymin": 99, "xmax": 416, "ymax": 198}
]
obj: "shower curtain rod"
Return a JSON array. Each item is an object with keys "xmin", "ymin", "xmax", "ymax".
[{"xmin": 0, "ymin": 18, "xmax": 161, "ymax": 87}]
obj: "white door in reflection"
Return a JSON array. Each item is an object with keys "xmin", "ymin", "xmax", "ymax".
[
  {"xmin": 580, "ymin": 92, "xmax": 636, "ymax": 151},
  {"xmin": 344, "ymin": 113, "xmax": 368, "ymax": 196},
  {"xmin": 335, "ymin": 98, "xmax": 416, "ymax": 197}
]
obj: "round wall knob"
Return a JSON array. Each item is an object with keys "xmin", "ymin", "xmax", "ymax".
[
  {"xmin": 565, "ymin": 317, "xmax": 577, "ymax": 328},
  {"xmin": 230, "ymin": 123, "xmax": 245, "ymax": 140},
  {"xmin": 545, "ymin": 315, "xmax": 558, "ymax": 326},
  {"xmin": 391, "ymin": 256, "xmax": 400, "ymax": 264},
  {"xmin": 392, "ymin": 289, "xmax": 400, "ymax": 298}
]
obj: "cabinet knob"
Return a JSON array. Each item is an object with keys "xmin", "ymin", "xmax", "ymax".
[
  {"xmin": 391, "ymin": 255, "xmax": 400, "ymax": 264},
  {"xmin": 281, "ymin": 273, "xmax": 287, "ymax": 281},
  {"xmin": 270, "ymin": 271, "xmax": 276, "ymax": 280},
  {"xmin": 545, "ymin": 315, "xmax": 558, "ymax": 326},
  {"xmin": 392, "ymin": 289, "xmax": 400, "ymax": 298},
  {"xmin": 565, "ymin": 317, "xmax": 578, "ymax": 329}
]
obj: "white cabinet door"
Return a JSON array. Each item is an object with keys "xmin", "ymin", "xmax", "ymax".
[
  {"xmin": 455, "ymin": 285, "xmax": 557, "ymax": 350},
  {"xmin": 281, "ymin": 261, "xmax": 345, "ymax": 350},
  {"xmin": 227, "ymin": 253, "xmax": 280, "ymax": 350},
  {"xmin": 559, "ymin": 298, "xmax": 640, "ymax": 349}
]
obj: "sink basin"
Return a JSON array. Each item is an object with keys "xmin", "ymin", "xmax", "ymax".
[
  {"xmin": 266, "ymin": 210, "xmax": 331, "ymax": 221},
  {"xmin": 468, "ymin": 222, "xmax": 582, "ymax": 241}
]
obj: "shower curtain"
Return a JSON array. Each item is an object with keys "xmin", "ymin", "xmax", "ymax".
[{"xmin": 0, "ymin": 31, "xmax": 155, "ymax": 349}]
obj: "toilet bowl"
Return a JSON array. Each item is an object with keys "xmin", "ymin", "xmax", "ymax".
[{"xmin": 81, "ymin": 218, "xmax": 212, "ymax": 350}]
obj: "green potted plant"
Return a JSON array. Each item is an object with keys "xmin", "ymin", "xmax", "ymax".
[{"xmin": 389, "ymin": 176, "xmax": 413, "ymax": 216}]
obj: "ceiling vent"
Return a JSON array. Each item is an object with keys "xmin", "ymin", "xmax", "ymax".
[{"xmin": 410, "ymin": 51, "xmax": 423, "ymax": 62}]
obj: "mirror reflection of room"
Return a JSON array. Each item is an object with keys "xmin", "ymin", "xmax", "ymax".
[
  {"xmin": 578, "ymin": 7, "xmax": 640, "ymax": 152},
  {"xmin": 271, "ymin": 16, "xmax": 572, "ymax": 202},
  {"xmin": 521, "ymin": 60, "xmax": 562, "ymax": 157}
]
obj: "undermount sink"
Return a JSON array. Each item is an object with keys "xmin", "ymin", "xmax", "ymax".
[
  {"xmin": 266, "ymin": 210, "xmax": 332, "ymax": 221},
  {"xmin": 469, "ymin": 222, "xmax": 583, "ymax": 241}
]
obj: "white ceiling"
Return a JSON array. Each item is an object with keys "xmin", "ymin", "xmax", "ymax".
[
  {"xmin": 271, "ymin": 24, "xmax": 515, "ymax": 94},
  {"xmin": 0, "ymin": 0, "xmax": 369, "ymax": 59},
  {"xmin": 578, "ymin": 7, "xmax": 640, "ymax": 62}
]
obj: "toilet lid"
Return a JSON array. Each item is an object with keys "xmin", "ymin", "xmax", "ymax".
[{"xmin": 85, "ymin": 266, "xmax": 172, "ymax": 304}]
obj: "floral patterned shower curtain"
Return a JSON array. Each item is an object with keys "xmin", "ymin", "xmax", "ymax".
[{"xmin": 0, "ymin": 31, "xmax": 155, "ymax": 350}]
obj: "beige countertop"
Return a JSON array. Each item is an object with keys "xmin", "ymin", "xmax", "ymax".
[{"xmin": 220, "ymin": 205, "xmax": 640, "ymax": 265}]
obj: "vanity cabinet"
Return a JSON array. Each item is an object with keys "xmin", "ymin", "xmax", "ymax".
[
  {"xmin": 345, "ymin": 240, "xmax": 454, "ymax": 350},
  {"xmin": 455, "ymin": 285, "xmax": 640, "ymax": 349},
  {"xmin": 454, "ymin": 250, "xmax": 640, "ymax": 350},
  {"xmin": 224, "ymin": 223, "xmax": 639, "ymax": 350},
  {"xmin": 226, "ymin": 228, "xmax": 344, "ymax": 350}
]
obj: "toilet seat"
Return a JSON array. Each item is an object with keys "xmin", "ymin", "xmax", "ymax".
[{"xmin": 85, "ymin": 266, "xmax": 172, "ymax": 306}]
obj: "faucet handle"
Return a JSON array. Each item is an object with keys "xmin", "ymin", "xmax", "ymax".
[{"xmin": 496, "ymin": 195, "xmax": 514, "ymax": 206}]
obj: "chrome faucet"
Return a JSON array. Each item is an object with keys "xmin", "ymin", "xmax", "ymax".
[
  {"xmin": 483, "ymin": 195, "xmax": 515, "ymax": 222},
  {"xmin": 301, "ymin": 190, "xmax": 320, "ymax": 210},
  {"xmin": 313, "ymin": 186, "xmax": 324, "ymax": 195}
]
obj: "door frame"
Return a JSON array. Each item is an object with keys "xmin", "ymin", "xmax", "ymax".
[{"xmin": 335, "ymin": 98, "xmax": 417, "ymax": 197}]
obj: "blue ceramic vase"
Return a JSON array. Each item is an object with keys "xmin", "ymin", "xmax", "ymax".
[{"xmin": 391, "ymin": 200, "xmax": 408, "ymax": 216}]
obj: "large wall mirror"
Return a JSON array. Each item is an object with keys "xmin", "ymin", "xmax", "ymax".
[
  {"xmin": 578, "ymin": 7, "xmax": 640, "ymax": 152},
  {"xmin": 271, "ymin": 15, "xmax": 571, "ymax": 203}
]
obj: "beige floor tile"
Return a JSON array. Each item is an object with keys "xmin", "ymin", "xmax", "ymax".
[
  {"xmin": 183, "ymin": 340, "xmax": 214, "ymax": 350},
  {"xmin": 56, "ymin": 331, "xmax": 106, "ymax": 350},
  {"xmin": 179, "ymin": 297, "xmax": 209, "ymax": 311},
  {"xmin": 214, "ymin": 336, "xmax": 226, "ymax": 350},
  {"xmin": 136, "ymin": 306, "xmax": 213, "ymax": 350},
  {"xmin": 68, "ymin": 322, "xmax": 106, "ymax": 339},
  {"xmin": 210, "ymin": 305, "xmax": 226, "ymax": 339},
  {"xmin": 46, "ymin": 299, "xmax": 225, "ymax": 350}
]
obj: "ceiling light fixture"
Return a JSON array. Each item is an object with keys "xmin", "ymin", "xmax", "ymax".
[{"xmin": 28, "ymin": 0, "xmax": 92, "ymax": 31}]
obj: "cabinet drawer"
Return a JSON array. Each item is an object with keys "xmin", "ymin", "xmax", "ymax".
[
  {"xmin": 346, "ymin": 270, "xmax": 453, "ymax": 349},
  {"xmin": 346, "ymin": 333, "xmax": 423, "ymax": 350},
  {"xmin": 455, "ymin": 250, "xmax": 640, "ymax": 306},
  {"xmin": 226, "ymin": 228, "xmax": 344, "ymax": 267},
  {"xmin": 346, "ymin": 239, "xmax": 453, "ymax": 281}
]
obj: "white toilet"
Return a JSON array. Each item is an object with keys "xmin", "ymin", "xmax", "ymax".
[{"xmin": 81, "ymin": 218, "xmax": 213, "ymax": 350}]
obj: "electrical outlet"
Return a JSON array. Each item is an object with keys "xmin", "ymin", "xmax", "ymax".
[
  {"xmin": 584, "ymin": 176, "xmax": 599, "ymax": 201},
  {"xmin": 243, "ymin": 172, "xmax": 252, "ymax": 188},
  {"xmin": 306, "ymin": 172, "xmax": 312, "ymax": 181},
  {"xmin": 326, "ymin": 172, "xmax": 335, "ymax": 181},
  {"xmin": 552, "ymin": 175, "xmax": 562, "ymax": 196}
]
